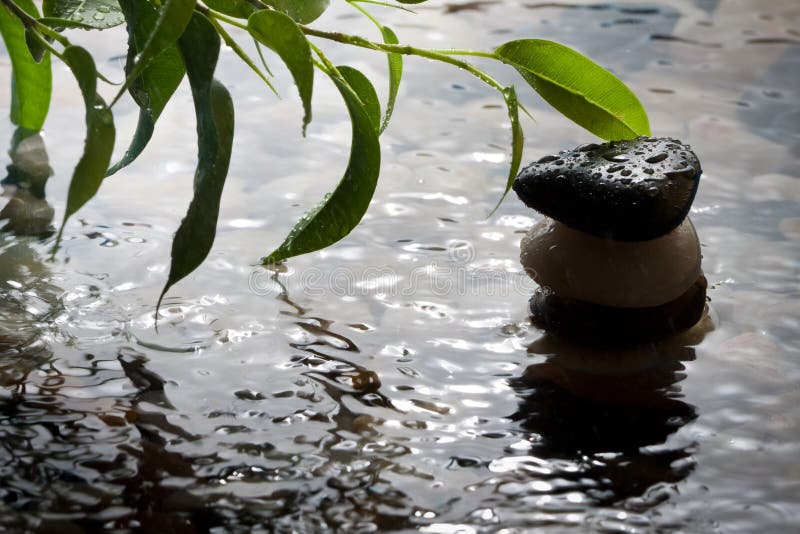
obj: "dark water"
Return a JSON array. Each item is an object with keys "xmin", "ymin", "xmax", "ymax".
[{"xmin": 1, "ymin": 0, "xmax": 799, "ymax": 531}]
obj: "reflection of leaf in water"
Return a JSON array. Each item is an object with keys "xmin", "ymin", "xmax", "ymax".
[{"xmin": 118, "ymin": 354, "xmax": 176, "ymax": 410}]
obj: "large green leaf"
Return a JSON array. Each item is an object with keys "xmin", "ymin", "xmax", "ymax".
[
  {"xmin": 495, "ymin": 39, "xmax": 650, "ymax": 140},
  {"xmin": 0, "ymin": 0, "xmax": 51, "ymax": 131},
  {"xmin": 55, "ymin": 46, "xmax": 115, "ymax": 247},
  {"xmin": 263, "ymin": 0, "xmax": 329, "ymax": 24},
  {"xmin": 379, "ymin": 25, "xmax": 401, "ymax": 134},
  {"xmin": 337, "ymin": 65, "xmax": 380, "ymax": 132},
  {"xmin": 158, "ymin": 13, "xmax": 234, "ymax": 307},
  {"xmin": 262, "ymin": 68, "xmax": 381, "ymax": 264},
  {"xmin": 202, "ymin": 0, "xmax": 254, "ymax": 19},
  {"xmin": 490, "ymin": 86, "xmax": 523, "ymax": 214},
  {"xmin": 248, "ymin": 10, "xmax": 313, "ymax": 134},
  {"xmin": 111, "ymin": 0, "xmax": 196, "ymax": 106},
  {"xmin": 107, "ymin": 0, "xmax": 185, "ymax": 175},
  {"xmin": 40, "ymin": 0, "xmax": 125, "ymax": 30}
]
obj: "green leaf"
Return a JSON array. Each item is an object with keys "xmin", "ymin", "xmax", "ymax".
[
  {"xmin": 201, "ymin": 0, "xmax": 255, "ymax": 19},
  {"xmin": 54, "ymin": 46, "xmax": 115, "ymax": 247},
  {"xmin": 0, "ymin": 0, "xmax": 52, "ymax": 131},
  {"xmin": 263, "ymin": 0, "xmax": 330, "ymax": 24},
  {"xmin": 111, "ymin": 0, "xmax": 196, "ymax": 106},
  {"xmin": 40, "ymin": 0, "xmax": 125, "ymax": 30},
  {"xmin": 262, "ymin": 69, "xmax": 381, "ymax": 264},
  {"xmin": 379, "ymin": 25, "xmax": 401, "ymax": 134},
  {"xmin": 337, "ymin": 65, "xmax": 380, "ymax": 132},
  {"xmin": 107, "ymin": 0, "xmax": 185, "ymax": 175},
  {"xmin": 158, "ymin": 13, "xmax": 234, "ymax": 307},
  {"xmin": 248, "ymin": 10, "xmax": 313, "ymax": 134},
  {"xmin": 495, "ymin": 39, "xmax": 650, "ymax": 140},
  {"xmin": 490, "ymin": 86, "xmax": 523, "ymax": 214}
]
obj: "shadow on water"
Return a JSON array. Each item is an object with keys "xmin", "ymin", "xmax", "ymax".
[{"xmin": 507, "ymin": 316, "xmax": 713, "ymax": 508}]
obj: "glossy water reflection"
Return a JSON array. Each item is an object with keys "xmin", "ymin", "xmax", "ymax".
[{"xmin": 1, "ymin": 0, "xmax": 799, "ymax": 531}]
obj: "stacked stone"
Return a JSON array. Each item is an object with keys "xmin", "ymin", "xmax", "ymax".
[{"xmin": 514, "ymin": 137, "xmax": 706, "ymax": 344}]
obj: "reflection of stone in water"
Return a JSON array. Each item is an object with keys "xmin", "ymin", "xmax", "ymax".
[
  {"xmin": 508, "ymin": 319, "xmax": 712, "ymax": 505},
  {"xmin": 1, "ymin": 130, "xmax": 54, "ymax": 237},
  {"xmin": 0, "ymin": 130, "xmax": 57, "ymax": 383}
]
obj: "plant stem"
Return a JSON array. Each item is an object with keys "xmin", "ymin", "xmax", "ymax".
[
  {"xmin": 0, "ymin": 0, "xmax": 69, "ymax": 46},
  {"xmin": 200, "ymin": 5, "xmax": 248, "ymax": 31},
  {"xmin": 207, "ymin": 13, "xmax": 279, "ymax": 96},
  {"xmin": 429, "ymin": 49, "xmax": 497, "ymax": 59},
  {"xmin": 301, "ymin": 26, "xmax": 505, "ymax": 92},
  {"xmin": 26, "ymin": 27, "xmax": 65, "ymax": 60},
  {"xmin": 308, "ymin": 41, "xmax": 342, "ymax": 81},
  {"xmin": 351, "ymin": 0, "xmax": 416, "ymax": 14}
]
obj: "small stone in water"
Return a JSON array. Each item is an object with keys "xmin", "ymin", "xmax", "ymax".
[{"xmin": 513, "ymin": 137, "xmax": 702, "ymax": 241}]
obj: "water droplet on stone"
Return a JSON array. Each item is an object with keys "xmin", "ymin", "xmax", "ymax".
[
  {"xmin": 665, "ymin": 166, "xmax": 696, "ymax": 180},
  {"xmin": 607, "ymin": 164, "xmax": 625, "ymax": 173},
  {"xmin": 577, "ymin": 143, "xmax": 600, "ymax": 152},
  {"xmin": 537, "ymin": 155, "xmax": 559, "ymax": 163},
  {"xmin": 645, "ymin": 153, "xmax": 668, "ymax": 163}
]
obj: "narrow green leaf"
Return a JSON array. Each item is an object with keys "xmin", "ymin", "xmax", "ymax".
[
  {"xmin": 201, "ymin": 0, "xmax": 255, "ymax": 19},
  {"xmin": 54, "ymin": 45, "xmax": 115, "ymax": 248},
  {"xmin": 0, "ymin": 0, "xmax": 51, "ymax": 131},
  {"xmin": 158, "ymin": 13, "xmax": 234, "ymax": 307},
  {"xmin": 248, "ymin": 10, "xmax": 313, "ymax": 134},
  {"xmin": 111, "ymin": 0, "xmax": 196, "ymax": 106},
  {"xmin": 264, "ymin": 0, "xmax": 330, "ymax": 24},
  {"xmin": 495, "ymin": 39, "xmax": 650, "ymax": 140},
  {"xmin": 337, "ymin": 65, "xmax": 380, "ymax": 132},
  {"xmin": 107, "ymin": 0, "xmax": 185, "ymax": 175},
  {"xmin": 490, "ymin": 86, "xmax": 523, "ymax": 215},
  {"xmin": 41, "ymin": 0, "xmax": 125, "ymax": 29},
  {"xmin": 262, "ymin": 70, "xmax": 381, "ymax": 264},
  {"xmin": 379, "ymin": 25, "xmax": 401, "ymax": 134}
]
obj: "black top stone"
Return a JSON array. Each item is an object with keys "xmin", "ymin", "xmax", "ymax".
[{"xmin": 512, "ymin": 137, "xmax": 702, "ymax": 241}]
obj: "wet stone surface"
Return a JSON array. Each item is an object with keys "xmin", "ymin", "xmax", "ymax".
[{"xmin": 513, "ymin": 137, "xmax": 702, "ymax": 240}]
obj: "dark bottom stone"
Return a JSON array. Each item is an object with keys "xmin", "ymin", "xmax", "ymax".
[{"xmin": 529, "ymin": 274, "xmax": 708, "ymax": 345}]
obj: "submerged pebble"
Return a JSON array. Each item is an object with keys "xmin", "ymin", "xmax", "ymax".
[{"xmin": 513, "ymin": 137, "xmax": 702, "ymax": 241}]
